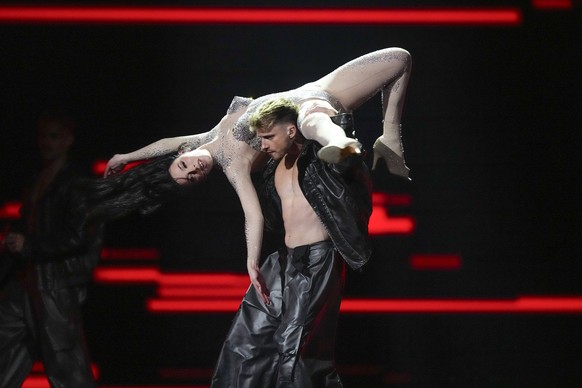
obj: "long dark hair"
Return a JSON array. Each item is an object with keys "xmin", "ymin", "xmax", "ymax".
[{"xmin": 81, "ymin": 154, "xmax": 181, "ymax": 224}]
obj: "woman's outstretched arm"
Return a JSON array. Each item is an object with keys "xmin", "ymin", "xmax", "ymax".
[
  {"xmin": 225, "ymin": 158, "xmax": 270, "ymax": 305},
  {"xmin": 104, "ymin": 96, "xmax": 253, "ymax": 177},
  {"xmin": 104, "ymin": 132, "xmax": 215, "ymax": 177}
]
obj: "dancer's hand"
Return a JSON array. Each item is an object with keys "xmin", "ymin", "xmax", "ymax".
[
  {"xmin": 247, "ymin": 264, "xmax": 271, "ymax": 305},
  {"xmin": 104, "ymin": 154, "xmax": 128, "ymax": 177}
]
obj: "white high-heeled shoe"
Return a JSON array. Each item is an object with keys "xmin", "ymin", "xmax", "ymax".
[
  {"xmin": 317, "ymin": 140, "xmax": 361, "ymax": 164},
  {"xmin": 372, "ymin": 137, "xmax": 410, "ymax": 180}
]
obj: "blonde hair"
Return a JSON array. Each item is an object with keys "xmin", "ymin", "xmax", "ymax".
[{"xmin": 249, "ymin": 98, "xmax": 299, "ymax": 133}]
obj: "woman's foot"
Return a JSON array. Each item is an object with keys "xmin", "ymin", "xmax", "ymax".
[
  {"xmin": 372, "ymin": 135, "xmax": 410, "ymax": 180},
  {"xmin": 317, "ymin": 139, "xmax": 361, "ymax": 163}
]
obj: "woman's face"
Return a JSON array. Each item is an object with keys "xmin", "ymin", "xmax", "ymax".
[{"xmin": 168, "ymin": 149, "xmax": 213, "ymax": 185}]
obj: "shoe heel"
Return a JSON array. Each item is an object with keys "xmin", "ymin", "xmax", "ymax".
[
  {"xmin": 372, "ymin": 138, "xmax": 410, "ymax": 179},
  {"xmin": 372, "ymin": 140, "xmax": 382, "ymax": 170}
]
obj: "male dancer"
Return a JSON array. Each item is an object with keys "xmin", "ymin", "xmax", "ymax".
[
  {"xmin": 0, "ymin": 110, "xmax": 102, "ymax": 387},
  {"xmin": 211, "ymin": 98, "xmax": 372, "ymax": 387}
]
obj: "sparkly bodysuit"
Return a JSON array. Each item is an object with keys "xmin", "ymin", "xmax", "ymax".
[{"xmin": 231, "ymin": 83, "xmax": 346, "ymax": 150}]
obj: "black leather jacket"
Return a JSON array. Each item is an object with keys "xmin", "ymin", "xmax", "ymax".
[
  {"xmin": 17, "ymin": 162, "xmax": 103, "ymax": 287},
  {"xmin": 258, "ymin": 140, "xmax": 372, "ymax": 271}
]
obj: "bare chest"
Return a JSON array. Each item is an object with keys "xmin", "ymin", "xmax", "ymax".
[{"xmin": 274, "ymin": 160, "xmax": 302, "ymax": 201}]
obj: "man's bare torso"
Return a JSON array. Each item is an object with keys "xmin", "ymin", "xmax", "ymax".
[{"xmin": 275, "ymin": 154, "xmax": 329, "ymax": 248}]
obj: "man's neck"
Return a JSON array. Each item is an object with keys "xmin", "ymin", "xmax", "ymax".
[{"xmin": 283, "ymin": 138, "xmax": 304, "ymax": 168}]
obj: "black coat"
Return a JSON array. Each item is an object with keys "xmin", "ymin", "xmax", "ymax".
[
  {"xmin": 258, "ymin": 140, "xmax": 372, "ymax": 271},
  {"xmin": 17, "ymin": 162, "xmax": 103, "ymax": 287}
]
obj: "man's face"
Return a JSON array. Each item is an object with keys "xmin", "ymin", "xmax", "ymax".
[
  {"xmin": 37, "ymin": 120, "xmax": 74, "ymax": 163},
  {"xmin": 168, "ymin": 149, "xmax": 214, "ymax": 185},
  {"xmin": 256, "ymin": 123, "xmax": 295, "ymax": 161}
]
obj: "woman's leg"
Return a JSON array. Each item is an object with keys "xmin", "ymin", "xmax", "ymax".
[
  {"xmin": 315, "ymin": 47, "xmax": 412, "ymax": 178},
  {"xmin": 298, "ymin": 102, "xmax": 361, "ymax": 163}
]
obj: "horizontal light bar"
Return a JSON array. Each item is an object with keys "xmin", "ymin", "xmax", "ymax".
[
  {"xmin": 532, "ymin": 0, "xmax": 573, "ymax": 9},
  {"xmin": 148, "ymin": 298, "xmax": 241, "ymax": 312},
  {"xmin": 158, "ymin": 286, "xmax": 247, "ymax": 298},
  {"xmin": 101, "ymin": 247, "xmax": 160, "ymax": 260},
  {"xmin": 409, "ymin": 254, "xmax": 462, "ymax": 270},
  {"xmin": 94, "ymin": 267, "xmax": 160, "ymax": 284},
  {"xmin": 147, "ymin": 296, "xmax": 582, "ymax": 314},
  {"xmin": 340, "ymin": 297, "xmax": 582, "ymax": 313},
  {"xmin": 23, "ymin": 363, "xmax": 100, "ymax": 388},
  {"xmin": 0, "ymin": 7, "xmax": 522, "ymax": 26},
  {"xmin": 95, "ymin": 269, "xmax": 582, "ymax": 314},
  {"xmin": 94, "ymin": 267, "xmax": 251, "ymax": 287},
  {"xmin": 92, "ymin": 160, "xmax": 144, "ymax": 176},
  {"xmin": 24, "ymin": 381, "xmax": 208, "ymax": 388},
  {"xmin": 372, "ymin": 192, "xmax": 411, "ymax": 206},
  {"xmin": 369, "ymin": 205, "xmax": 414, "ymax": 235},
  {"xmin": 21, "ymin": 376, "xmax": 49, "ymax": 388},
  {"xmin": 370, "ymin": 193, "xmax": 414, "ymax": 235}
]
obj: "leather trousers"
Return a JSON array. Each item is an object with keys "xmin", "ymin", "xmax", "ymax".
[
  {"xmin": 212, "ymin": 241, "xmax": 345, "ymax": 388},
  {"xmin": 0, "ymin": 262, "xmax": 96, "ymax": 388}
]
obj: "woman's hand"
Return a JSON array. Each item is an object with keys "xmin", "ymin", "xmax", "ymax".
[
  {"xmin": 104, "ymin": 154, "xmax": 128, "ymax": 177},
  {"xmin": 247, "ymin": 263, "xmax": 271, "ymax": 305}
]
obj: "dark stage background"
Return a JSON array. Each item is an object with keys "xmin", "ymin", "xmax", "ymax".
[{"xmin": 1, "ymin": 1, "xmax": 581, "ymax": 387}]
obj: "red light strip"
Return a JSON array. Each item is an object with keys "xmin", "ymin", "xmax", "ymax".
[
  {"xmin": 0, "ymin": 201, "xmax": 21, "ymax": 219},
  {"xmin": 92, "ymin": 160, "xmax": 144, "ymax": 176},
  {"xmin": 148, "ymin": 298, "xmax": 241, "ymax": 312},
  {"xmin": 22, "ymin": 376, "xmax": 49, "ymax": 388},
  {"xmin": 372, "ymin": 193, "xmax": 411, "ymax": 206},
  {"xmin": 24, "ymin": 363, "xmax": 100, "ymax": 388},
  {"xmin": 341, "ymin": 297, "xmax": 582, "ymax": 313},
  {"xmin": 24, "ymin": 382, "xmax": 208, "ymax": 388},
  {"xmin": 94, "ymin": 267, "xmax": 251, "ymax": 287},
  {"xmin": 94, "ymin": 269, "xmax": 582, "ymax": 314},
  {"xmin": 0, "ymin": 7, "xmax": 522, "ymax": 26},
  {"xmin": 369, "ymin": 193, "xmax": 414, "ymax": 235},
  {"xmin": 369, "ymin": 205, "xmax": 414, "ymax": 235},
  {"xmin": 31, "ymin": 362, "xmax": 44, "ymax": 372},
  {"xmin": 158, "ymin": 286, "xmax": 247, "ymax": 298},
  {"xmin": 94, "ymin": 267, "xmax": 160, "ymax": 284},
  {"xmin": 409, "ymin": 254, "xmax": 462, "ymax": 270},
  {"xmin": 532, "ymin": 0, "xmax": 573, "ymax": 9},
  {"xmin": 100, "ymin": 247, "xmax": 160, "ymax": 260},
  {"xmin": 147, "ymin": 296, "xmax": 582, "ymax": 314}
]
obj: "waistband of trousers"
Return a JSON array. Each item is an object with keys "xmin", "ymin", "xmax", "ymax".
[{"xmin": 285, "ymin": 240, "xmax": 334, "ymax": 260}]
